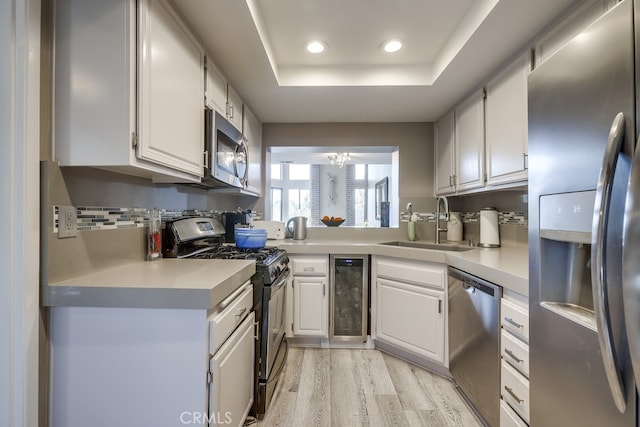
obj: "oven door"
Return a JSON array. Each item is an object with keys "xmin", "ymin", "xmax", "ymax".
[{"xmin": 261, "ymin": 270, "xmax": 289, "ymax": 380}]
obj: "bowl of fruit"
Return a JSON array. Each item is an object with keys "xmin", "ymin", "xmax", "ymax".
[{"xmin": 321, "ymin": 216, "xmax": 345, "ymax": 227}]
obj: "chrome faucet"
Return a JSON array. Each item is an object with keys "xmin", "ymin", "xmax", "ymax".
[{"xmin": 435, "ymin": 196, "xmax": 449, "ymax": 244}]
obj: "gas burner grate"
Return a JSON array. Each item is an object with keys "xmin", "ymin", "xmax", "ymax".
[{"xmin": 190, "ymin": 246, "xmax": 283, "ymax": 264}]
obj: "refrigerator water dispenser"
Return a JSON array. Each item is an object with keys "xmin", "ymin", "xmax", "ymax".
[{"xmin": 539, "ymin": 191, "xmax": 596, "ymax": 330}]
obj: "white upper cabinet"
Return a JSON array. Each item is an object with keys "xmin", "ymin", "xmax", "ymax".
[
  {"xmin": 205, "ymin": 57, "xmax": 244, "ymax": 131},
  {"xmin": 485, "ymin": 52, "xmax": 530, "ymax": 186},
  {"xmin": 434, "ymin": 110, "xmax": 456, "ymax": 195},
  {"xmin": 242, "ymin": 105, "xmax": 262, "ymax": 196},
  {"xmin": 205, "ymin": 60, "xmax": 228, "ymax": 116},
  {"xmin": 226, "ymin": 85, "xmax": 244, "ymax": 131},
  {"xmin": 138, "ymin": 0, "xmax": 204, "ymax": 177},
  {"xmin": 53, "ymin": 0, "xmax": 204, "ymax": 182},
  {"xmin": 455, "ymin": 90, "xmax": 485, "ymax": 192}
]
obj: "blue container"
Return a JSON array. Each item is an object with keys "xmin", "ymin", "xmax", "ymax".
[{"xmin": 234, "ymin": 228, "xmax": 268, "ymax": 249}]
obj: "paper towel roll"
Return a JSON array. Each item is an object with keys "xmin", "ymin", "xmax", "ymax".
[{"xmin": 479, "ymin": 208, "xmax": 500, "ymax": 247}]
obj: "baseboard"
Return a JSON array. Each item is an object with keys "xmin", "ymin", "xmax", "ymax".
[{"xmin": 374, "ymin": 339, "xmax": 452, "ymax": 379}]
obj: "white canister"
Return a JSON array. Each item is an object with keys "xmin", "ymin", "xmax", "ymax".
[
  {"xmin": 479, "ymin": 207, "xmax": 500, "ymax": 247},
  {"xmin": 447, "ymin": 212, "xmax": 463, "ymax": 241}
]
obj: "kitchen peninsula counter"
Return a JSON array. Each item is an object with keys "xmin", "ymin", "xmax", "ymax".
[
  {"xmin": 278, "ymin": 239, "xmax": 528, "ymax": 296},
  {"xmin": 43, "ymin": 259, "xmax": 256, "ymax": 309}
]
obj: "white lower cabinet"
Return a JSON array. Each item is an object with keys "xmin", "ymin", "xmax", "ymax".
[
  {"xmin": 500, "ymin": 294, "xmax": 530, "ymax": 426},
  {"xmin": 49, "ymin": 284, "xmax": 255, "ymax": 427},
  {"xmin": 500, "ymin": 398, "xmax": 528, "ymax": 427},
  {"xmin": 288, "ymin": 255, "xmax": 329, "ymax": 338},
  {"xmin": 50, "ymin": 306, "xmax": 210, "ymax": 427},
  {"xmin": 374, "ymin": 257, "xmax": 447, "ymax": 365},
  {"xmin": 501, "ymin": 361, "xmax": 530, "ymax": 423},
  {"xmin": 293, "ymin": 277, "xmax": 328, "ymax": 336},
  {"xmin": 209, "ymin": 312, "xmax": 255, "ymax": 427},
  {"xmin": 376, "ymin": 278, "xmax": 445, "ymax": 363}
]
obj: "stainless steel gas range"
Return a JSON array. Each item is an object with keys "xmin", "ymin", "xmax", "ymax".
[{"xmin": 164, "ymin": 217, "xmax": 290, "ymax": 420}]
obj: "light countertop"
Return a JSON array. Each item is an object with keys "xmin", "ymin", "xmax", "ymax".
[
  {"xmin": 44, "ymin": 259, "xmax": 256, "ymax": 310},
  {"xmin": 43, "ymin": 239, "xmax": 528, "ymax": 310},
  {"xmin": 278, "ymin": 239, "xmax": 529, "ymax": 296}
]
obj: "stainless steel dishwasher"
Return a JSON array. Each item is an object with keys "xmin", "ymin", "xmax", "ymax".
[{"xmin": 448, "ymin": 267, "xmax": 502, "ymax": 427}]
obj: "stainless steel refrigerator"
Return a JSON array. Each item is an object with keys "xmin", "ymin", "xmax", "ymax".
[{"xmin": 529, "ymin": 0, "xmax": 639, "ymax": 425}]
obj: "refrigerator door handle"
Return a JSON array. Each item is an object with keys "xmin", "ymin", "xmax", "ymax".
[
  {"xmin": 591, "ymin": 112, "xmax": 626, "ymax": 413},
  {"xmin": 623, "ymin": 134, "xmax": 640, "ymax": 390}
]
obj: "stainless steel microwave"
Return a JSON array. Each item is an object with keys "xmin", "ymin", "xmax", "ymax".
[{"xmin": 204, "ymin": 108, "xmax": 248, "ymax": 188}]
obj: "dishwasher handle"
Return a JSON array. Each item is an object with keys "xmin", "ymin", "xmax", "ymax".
[{"xmin": 449, "ymin": 267, "xmax": 502, "ymax": 300}]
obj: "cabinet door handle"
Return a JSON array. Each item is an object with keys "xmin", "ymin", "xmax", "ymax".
[
  {"xmin": 504, "ymin": 317, "xmax": 524, "ymax": 329},
  {"xmin": 254, "ymin": 321, "xmax": 259, "ymax": 340},
  {"xmin": 449, "ymin": 175, "xmax": 453, "ymax": 187},
  {"xmin": 438, "ymin": 299, "xmax": 442, "ymax": 314},
  {"xmin": 323, "ymin": 283, "xmax": 326, "ymax": 296},
  {"xmin": 204, "ymin": 150, "xmax": 209, "ymax": 169},
  {"xmin": 504, "ymin": 386, "xmax": 524, "ymax": 404},
  {"xmin": 505, "ymin": 348, "xmax": 523, "ymax": 364},
  {"xmin": 228, "ymin": 104, "xmax": 234, "ymax": 119},
  {"xmin": 523, "ymin": 153, "xmax": 529, "ymax": 170}
]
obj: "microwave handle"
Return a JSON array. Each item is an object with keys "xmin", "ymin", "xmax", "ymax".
[{"xmin": 235, "ymin": 141, "xmax": 249, "ymax": 186}]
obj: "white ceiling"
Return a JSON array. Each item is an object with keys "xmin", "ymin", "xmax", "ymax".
[{"xmin": 173, "ymin": 0, "xmax": 578, "ymax": 123}]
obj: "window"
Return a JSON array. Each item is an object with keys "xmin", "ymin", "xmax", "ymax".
[
  {"xmin": 271, "ymin": 163, "xmax": 311, "ymax": 221},
  {"xmin": 271, "ymin": 188, "xmax": 282, "ymax": 221},
  {"xmin": 268, "ymin": 147, "xmax": 399, "ymax": 227}
]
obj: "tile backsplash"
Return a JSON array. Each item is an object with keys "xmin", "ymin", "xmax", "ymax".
[
  {"xmin": 52, "ymin": 206, "xmax": 264, "ymax": 232},
  {"xmin": 400, "ymin": 210, "xmax": 527, "ymax": 226}
]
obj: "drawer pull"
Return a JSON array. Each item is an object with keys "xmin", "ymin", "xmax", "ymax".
[
  {"xmin": 505, "ymin": 349, "xmax": 523, "ymax": 364},
  {"xmin": 235, "ymin": 307, "xmax": 247, "ymax": 319},
  {"xmin": 504, "ymin": 317, "xmax": 524, "ymax": 329},
  {"xmin": 303, "ymin": 267, "xmax": 315, "ymax": 272},
  {"xmin": 504, "ymin": 386, "xmax": 524, "ymax": 404}
]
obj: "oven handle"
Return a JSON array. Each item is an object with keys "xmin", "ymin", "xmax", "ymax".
[
  {"xmin": 270, "ymin": 269, "xmax": 291, "ymax": 292},
  {"xmin": 217, "ymin": 280, "xmax": 252, "ymax": 311},
  {"xmin": 264, "ymin": 338, "xmax": 288, "ymax": 385}
]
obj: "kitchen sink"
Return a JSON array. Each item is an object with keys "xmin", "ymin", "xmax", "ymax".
[{"xmin": 380, "ymin": 241, "xmax": 473, "ymax": 252}]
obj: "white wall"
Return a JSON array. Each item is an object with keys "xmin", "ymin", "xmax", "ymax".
[{"xmin": 0, "ymin": 0, "xmax": 41, "ymax": 426}]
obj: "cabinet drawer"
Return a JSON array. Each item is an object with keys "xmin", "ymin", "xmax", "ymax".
[
  {"xmin": 501, "ymin": 361, "xmax": 530, "ymax": 423},
  {"xmin": 501, "ymin": 299, "xmax": 529, "ymax": 341},
  {"xmin": 291, "ymin": 256, "xmax": 328, "ymax": 276},
  {"xmin": 210, "ymin": 282, "xmax": 253, "ymax": 353},
  {"xmin": 376, "ymin": 257, "xmax": 445, "ymax": 289},
  {"xmin": 500, "ymin": 398, "xmax": 528, "ymax": 427},
  {"xmin": 501, "ymin": 330, "xmax": 529, "ymax": 377}
]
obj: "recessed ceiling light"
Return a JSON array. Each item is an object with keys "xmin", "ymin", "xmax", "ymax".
[
  {"xmin": 306, "ymin": 41, "xmax": 326, "ymax": 54},
  {"xmin": 383, "ymin": 40, "xmax": 402, "ymax": 53}
]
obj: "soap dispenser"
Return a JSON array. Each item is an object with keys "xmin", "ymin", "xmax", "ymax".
[{"xmin": 407, "ymin": 203, "xmax": 416, "ymax": 241}]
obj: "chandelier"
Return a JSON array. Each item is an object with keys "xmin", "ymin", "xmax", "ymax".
[{"xmin": 328, "ymin": 152, "xmax": 351, "ymax": 167}]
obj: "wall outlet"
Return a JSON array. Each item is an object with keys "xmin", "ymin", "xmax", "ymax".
[{"xmin": 58, "ymin": 205, "xmax": 78, "ymax": 238}]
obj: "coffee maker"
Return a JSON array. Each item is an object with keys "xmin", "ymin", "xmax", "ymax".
[{"xmin": 222, "ymin": 210, "xmax": 253, "ymax": 243}]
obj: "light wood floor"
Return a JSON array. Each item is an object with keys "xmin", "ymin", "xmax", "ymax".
[{"xmin": 257, "ymin": 347, "xmax": 483, "ymax": 427}]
